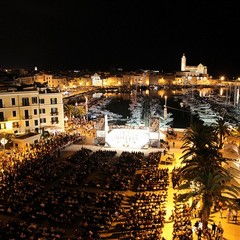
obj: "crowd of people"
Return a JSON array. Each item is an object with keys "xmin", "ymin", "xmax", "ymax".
[
  {"xmin": 0, "ymin": 134, "xmax": 173, "ymax": 239},
  {"xmin": 193, "ymin": 220, "xmax": 224, "ymax": 240},
  {"xmin": 118, "ymin": 152, "xmax": 170, "ymax": 240},
  {"xmin": 172, "ymin": 194, "xmax": 193, "ymax": 240},
  {"xmin": 135, "ymin": 168, "xmax": 169, "ymax": 192},
  {"xmin": 120, "ymin": 191, "xmax": 167, "ymax": 239},
  {"xmin": 0, "ymin": 127, "xmax": 237, "ymax": 239}
]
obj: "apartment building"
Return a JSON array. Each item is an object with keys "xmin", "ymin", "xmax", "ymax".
[{"xmin": 0, "ymin": 90, "xmax": 65, "ymax": 136}]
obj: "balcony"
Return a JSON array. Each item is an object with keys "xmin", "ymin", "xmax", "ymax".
[
  {"xmin": 50, "ymin": 111, "xmax": 59, "ymax": 116},
  {"xmin": 22, "ymin": 115, "xmax": 32, "ymax": 120},
  {"xmin": 51, "ymin": 120, "xmax": 59, "ymax": 124},
  {"xmin": 0, "ymin": 118, "xmax": 7, "ymax": 122}
]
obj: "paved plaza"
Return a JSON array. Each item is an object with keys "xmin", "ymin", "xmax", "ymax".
[{"xmin": 59, "ymin": 130, "xmax": 240, "ymax": 240}]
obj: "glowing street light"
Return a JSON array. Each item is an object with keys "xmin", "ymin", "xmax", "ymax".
[
  {"xmin": 85, "ymin": 96, "xmax": 88, "ymax": 122},
  {"xmin": 0, "ymin": 138, "xmax": 8, "ymax": 150},
  {"xmin": 164, "ymin": 96, "xmax": 167, "ymax": 120},
  {"xmin": 164, "ymin": 96, "xmax": 168, "ymax": 133}
]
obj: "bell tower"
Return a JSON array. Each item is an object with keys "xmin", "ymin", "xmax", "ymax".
[{"xmin": 181, "ymin": 53, "xmax": 186, "ymax": 71}]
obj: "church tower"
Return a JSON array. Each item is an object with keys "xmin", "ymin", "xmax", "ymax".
[{"xmin": 181, "ymin": 53, "xmax": 186, "ymax": 71}]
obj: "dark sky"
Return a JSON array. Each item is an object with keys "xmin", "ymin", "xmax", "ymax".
[{"xmin": 0, "ymin": 0, "xmax": 240, "ymax": 78}]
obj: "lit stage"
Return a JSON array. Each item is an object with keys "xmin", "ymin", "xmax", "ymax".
[
  {"xmin": 95, "ymin": 115, "xmax": 166, "ymax": 149},
  {"xmin": 105, "ymin": 128, "xmax": 149, "ymax": 149}
]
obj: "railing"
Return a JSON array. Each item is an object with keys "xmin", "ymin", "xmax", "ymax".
[
  {"xmin": 22, "ymin": 115, "xmax": 32, "ymax": 120},
  {"xmin": 51, "ymin": 121, "xmax": 59, "ymax": 124},
  {"xmin": 50, "ymin": 111, "xmax": 59, "ymax": 116},
  {"xmin": 0, "ymin": 118, "xmax": 7, "ymax": 122}
]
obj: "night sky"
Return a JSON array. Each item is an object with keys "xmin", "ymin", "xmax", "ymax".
[{"xmin": 1, "ymin": 0, "xmax": 240, "ymax": 78}]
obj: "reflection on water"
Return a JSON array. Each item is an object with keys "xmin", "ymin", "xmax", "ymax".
[{"xmin": 104, "ymin": 88, "xmax": 208, "ymax": 128}]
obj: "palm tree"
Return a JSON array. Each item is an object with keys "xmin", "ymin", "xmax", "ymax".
[
  {"xmin": 64, "ymin": 104, "xmax": 75, "ymax": 122},
  {"xmin": 180, "ymin": 122, "xmax": 226, "ymax": 175},
  {"xmin": 178, "ymin": 169, "xmax": 239, "ymax": 232},
  {"xmin": 213, "ymin": 117, "xmax": 231, "ymax": 149},
  {"xmin": 72, "ymin": 105, "xmax": 85, "ymax": 119},
  {"xmin": 229, "ymin": 124, "xmax": 240, "ymax": 149},
  {"xmin": 178, "ymin": 121, "xmax": 240, "ymax": 233}
]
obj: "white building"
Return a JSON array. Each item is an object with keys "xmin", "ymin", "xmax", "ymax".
[
  {"xmin": 91, "ymin": 73, "xmax": 103, "ymax": 86},
  {"xmin": 181, "ymin": 53, "xmax": 208, "ymax": 75},
  {"xmin": 0, "ymin": 90, "xmax": 65, "ymax": 136},
  {"xmin": 175, "ymin": 54, "xmax": 209, "ymax": 85}
]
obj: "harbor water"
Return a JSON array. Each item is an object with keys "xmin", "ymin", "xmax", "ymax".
[{"xmin": 104, "ymin": 90, "xmax": 196, "ymax": 128}]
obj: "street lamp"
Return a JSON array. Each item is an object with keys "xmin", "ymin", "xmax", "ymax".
[
  {"xmin": 85, "ymin": 96, "xmax": 88, "ymax": 122},
  {"xmin": 164, "ymin": 96, "xmax": 167, "ymax": 132},
  {"xmin": 0, "ymin": 138, "xmax": 8, "ymax": 151},
  {"xmin": 164, "ymin": 95, "xmax": 167, "ymax": 119}
]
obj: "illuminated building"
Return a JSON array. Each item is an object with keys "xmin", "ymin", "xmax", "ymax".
[{"xmin": 0, "ymin": 89, "xmax": 65, "ymax": 137}]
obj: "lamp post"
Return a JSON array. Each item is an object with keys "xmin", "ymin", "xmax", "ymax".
[
  {"xmin": 1, "ymin": 138, "xmax": 8, "ymax": 151},
  {"xmin": 164, "ymin": 96, "xmax": 167, "ymax": 132},
  {"xmin": 85, "ymin": 96, "xmax": 88, "ymax": 122}
]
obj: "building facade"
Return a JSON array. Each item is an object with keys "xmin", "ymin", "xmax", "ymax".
[
  {"xmin": 0, "ymin": 90, "xmax": 65, "ymax": 136},
  {"xmin": 181, "ymin": 53, "xmax": 208, "ymax": 75}
]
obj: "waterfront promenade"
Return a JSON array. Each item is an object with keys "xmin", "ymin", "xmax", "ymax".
[{"xmin": 59, "ymin": 130, "xmax": 240, "ymax": 240}]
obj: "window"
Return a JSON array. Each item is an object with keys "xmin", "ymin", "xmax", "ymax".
[
  {"xmin": 51, "ymin": 107, "xmax": 58, "ymax": 115},
  {"xmin": 39, "ymin": 99, "xmax": 45, "ymax": 104},
  {"xmin": 39, "ymin": 109, "xmax": 46, "ymax": 114},
  {"xmin": 51, "ymin": 117, "xmax": 59, "ymax": 124},
  {"xmin": 50, "ymin": 98, "xmax": 57, "ymax": 104},
  {"xmin": 40, "ymin": 118, "xmax": 46, "ymax": 123},
  {"xmin": 32, "ymin": 97, "xmax": 38, "ymax": 104},
  {"xmin": 11, "ymin": 98, "xmax": 16, "ymax": 105},
  {"xmin": 34, "ymin": 109, "xmax": 37, "ymax": 115},
  {"xmin": 0, "ymin": 123, "xmax": 6, "ymax": 129},
  {"xmin": 0, "ymin": 99, "xmax": 3, "ymax": 108},
  {"xmin": 12, "ymin": 111, "xmax": 17, "ymax": 117},
  {"xmin": 24, "ymin": 109, "xmax": 29, "ymax": 117},
  {"xmin": 34, "ymin": 120, "xmax": 38, "ymax": 126},
  {"xmin": 23, "ymin": 110, "xmax": 31, "ymax": 119},
  {"xmin": 25, "ymin": 121, "xmax": 29, "ymax": 127},
  {"xmin": 12, "ymin": 122, "xmax": 19, "ymax": 128},
  {"xmin": 22, "ymin": 98, "xmax": 29, "ymax": 106},
  {"xmin": 0, "ymin": 112, "xmax": 4, "ymax": 121}
]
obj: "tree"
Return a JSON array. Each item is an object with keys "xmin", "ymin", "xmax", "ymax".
[
  {"xmin": 213, "ymin": 117, "xmax": 231, "ymax": 149},
  {"xmin": 178, "ymin": 121, "xmax": 240, "ymax": 234},
  {"xmin": 178, "ymin": 169, "xmax": 239, "ymax": 232},
  {"xmin": 180, "ymin": 122, "xmax": 226, "ymax": 177},
  {"xmin": 64, "ymin": 104, "xmax": 75, "ymax": 122},
  {"xmin": 229, "ymin": 124, "xmax": 240, "ymax": 149},
  {"xmin": 72, "ymin": 106, "xmax": 85, "ymax": 119},
  {"xmin": 64, "ymin": 104, "xmax": 86, "ymax": 123}
]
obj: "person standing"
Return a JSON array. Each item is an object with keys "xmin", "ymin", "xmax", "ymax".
[
  {"xmin": 216, "ymin": 227, "xmax": 224, "ymax": 240},
  {"xmin": 197, "ymin": 228, "xmax": 202, "ymax": 240},
  {"xmin": 211, "ymin": 222, "xmax": 217, "ymax": 236},
  {"xmin": 233, "ymin": 209, "xmax": 238, "ymax": 223},
  {"xmin": 219, "ymin": 208, "xmax": 223, "ymax": 219},
  {"xmin": 217, "ymin": 221, "xmax": 222, "ymax": 235},
  {"xmin": 227, "ymin": 208, "xmax": 232, "ymax": 222}
]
